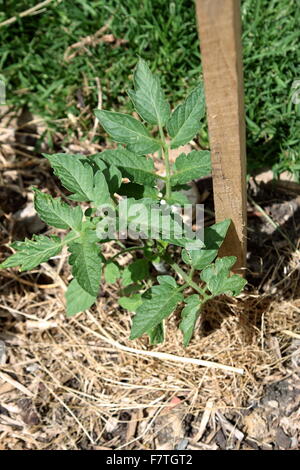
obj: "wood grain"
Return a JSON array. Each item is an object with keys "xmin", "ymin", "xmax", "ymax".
[{"xmin": 196, "ymin": 0, "xmax": 247, "ymax": 271}]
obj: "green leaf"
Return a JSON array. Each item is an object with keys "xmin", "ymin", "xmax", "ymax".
[
  {"xmin": 182, "ymin": 248, "xmax": 215, "ymax": 271},
  {"xmin": 0, "ymin": 235, "xmax": 63, "ymax": 271},
  {"xmin": 103, "ymin": 164, "xmax": 122, "ymax": 194},
  {"xmin": 66, "ymin": 279, "xmax": 97, "ymax": 317},
  {"xmin": 98, "ymin": 149, "xmax": 157, "ymax": 186},
  {"xmin": 91, "ymin": 155, "xmax": 123, "ymax": 195},
  {"xmin": 130, "ymin": 277, "xmax": 183, "ymax": 339},
  {"xmin": 161, "ymin": 214, "xmax": 205, "ymax": 250},
  {"xmin": 80, "ymin": 220, "xmax": 101, "ymax": 241},
  {"xmin": 204, "ymin": 219, "xmax": 231, "ymax": 248},
  {"xmin": 167, "ymin": 192, "xmax": 190, "ymax": 205},
  {"xmin": 182, "ymin": 219, "xmax": 231, "ymax": 270},
  {"xmin": 165, "ymin": 238, "xmax": 204, "ymax": 250},
  {"xmin": 128, "ymin": 58, "xmax": 170, "ymax": 126},
  {"xmin": 170, "ymin": 150, "xmax": 211, "ymax": 186},
  {"xmin": 118, "ymin": 294, "xmax": 143, "ymax": 312},
  {"xmin": 167, "ymin": 84, "xmax": 205, "ymax": 149},
  {"xmin": 147, "ymin": 322, "xmax": 164, "ymax": 345},
  {"xmin": 200, "ymin": 256, "xmax": 247, "ymax": 296},
  {"xmin": 44, "ymin": 153, "xmax": 95, "ymax": 202},
  {"xmin": 89, "ymin": 155, "xmax": 121, "ymax": 201},
  {"xmin": 121, "ymin": 259, "xmax": 149, "ymax": 287},
  {"xmin": 104, "ymin": 262, "xmax": 120, "ymax": 284},
  {"xmin": 91, "ymin": 156, "xmax": 107, "ymax": 172},
  {"xmin": 126, "ymin": 197, "xmax": 204, "ymax": 250},
  {"xmin": 156, "ymin": 275, "xmax": 178, "ymax": 288},
  {"xmin": 68, "ymin": 235, "xmax": 102, "ymax": 296},
  {"xmin": 94, "ymin": 109, "xmax": 160, "ymax": 155},
  {"xmin": 117, "ymin": 199, "xmax": 204, "ymax": 250},
  {"xmin": 179, "ymin": 295, "xmax": 202, "ymax": 347},
  {"xmin": 92, "ymin": 170, "xmax": 112, "ymax": 206},
  {"xmin": 119, "ymin": 200, "xmax": 194, "ymax": 247},
  {"xmin": 118, "ymin": 182, "xmax": 158, "ymax": 200},
  {"xmin": 33, "ymin": 189, "xmax": 83, "ymax": 231}
]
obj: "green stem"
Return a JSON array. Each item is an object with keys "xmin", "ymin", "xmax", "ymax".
[
  {"xmin": 163, "ymin": 144, "xmax": 172, "ymax": 200},
  {"xmin": 189, "ymin": 267, "xmax": 195, "ymax": 280},
  {"xmin": 177, "ymin": 282, "xmax": 190, "ymax": 292},
  {"xmin": 63, "ymin": 232, "xmax": 81, "ymax": 246},
  {"xmin": 110, "ymin": 245, "xmax": 147, "ymax": 261},
  {"xmin": 167, "ymin": 258, "xmax": 208, "ymax": 298},
  {"xmin": 158, "ymin": 123, "xmax": 172, "ymax": 200}
]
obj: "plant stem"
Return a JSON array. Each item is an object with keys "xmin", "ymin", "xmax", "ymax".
[
  {"xmin": 177, "ymin": 282, "xmax": 190, "ymax": 292},
  {"xmin": 163, "ymin": 143, "xmax": 172, "ymax": 200},
  {"xmin": 167, "ymin": 258, "xmax": 208, "ymax": 298},
  {"xmin": 189, "ymin": 267, "xmax": 195, "ymax": 280},
  {"xmin": 110, "ymin": 245, "xmax": 147, "ymax": 261},
  {"xmin": 158, "ymin": 123, "xmax": 172, "ymax": 200}
]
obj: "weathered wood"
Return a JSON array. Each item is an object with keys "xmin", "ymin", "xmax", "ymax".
[{"xmin": 195, "ymin": 0, "xmax": 247, "ymax": 271}]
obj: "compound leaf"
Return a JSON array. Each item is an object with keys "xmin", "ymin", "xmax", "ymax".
[
  {"xmin": 117, "ymin": 182, "xmax": 158, "ymax": 200},
  {"xmin": 130, "ymin": 277, "xmax": 183, "ymax": 339},
  {"xmin": 121, "ymin": 259, "xmax": 149, "ymax": 287},
  {"xmin": 201, "ymin": 256, "xmax": 247, "ymax": 296},
  {"xmin": 104, "ymin": 262, "xmax": 120, "ymax": 284},
  {"xmin": 95, "ymin": 109, "xmax": 160, "ymax": 155},
  {"xmin": 179, "ymin": 295, "xmax": 202, "ymax": 347},
  {"xmin": 98, "ymin": 148, "xmax": 157, "ymax": 186},
  {"xmin": 170, "ymin": 150, "xmax": 211, "ymax": 186},
  {"xmin": 182, "ymin": 219, "xmax": 231, "ymax": 270},
  {"xmin": 44, "ymin": 153, "xmax": 95, "ymax": 202},
  {"xmin": 0, "ymin": 235, "xmax": 63, "ymax": 271},
  {"xmin": 92, "ymin": 170, "xmax": 112, "ymax": 206},
  {"xmin": 156, "ymin": 275, "xmax": 178, "ymax": 289},
  {"xmin": 128, "ymin": 58, "xmax": 170, "ymax": 126},
  {"xmin": 68, "ymin": 235, "xmax": 102, "ymax": 296},
  {"xmin": 33, "ymin": 189, "xmax": 83, "ymax": 231},
  {"xmin": 66, "ymin": 279, "xmax": 97, "ymax": 317},
  {"xmin": 118, "ymin": 294, "xmax": 143, "ymax": 312},
  {"xmin": 167, "ymin": 84, "xmax": 205, "ymax": 149},
  {"xmin": 118, "ymin": 199, "xmax": 204, "ymax": 250},
  {"xmin": 103, "ymin": 164, "xmax": 122, "ymax": 194},
  {"xmin": 167, "ymin": 192, "xmax": 190, "ymax": 205},
  {"xmin": 147, "ymin": 322, "xmax": 164, "ymax": 345}
]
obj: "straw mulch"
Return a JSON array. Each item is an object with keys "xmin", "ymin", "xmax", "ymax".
[
  {"xmin": 0, "ymin": 109, "xmax": 299, "ymax": 450},
  {"xmin": 0, "ymin": 249, "xmax": 299, "ymax": 449}
]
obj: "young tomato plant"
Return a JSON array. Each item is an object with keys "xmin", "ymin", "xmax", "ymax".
[{"xmin": 0, "ymin": 59, "xmax": 246, "ymax": 346}]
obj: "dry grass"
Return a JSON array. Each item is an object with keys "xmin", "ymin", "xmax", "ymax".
[
  {"xmin": 0, "ymin": 109, "xmax": 299, "ymax": 450},
  {"xmin": 0, "ymin": 254, "xmax": 299, "ymax": 449}
]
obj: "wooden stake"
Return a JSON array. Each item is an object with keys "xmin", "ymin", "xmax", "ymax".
[{"xmin": 196, "ymin": 0, "xmax": 247, "ymax": 271}]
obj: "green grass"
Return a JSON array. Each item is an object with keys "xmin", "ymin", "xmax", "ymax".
[
  {"xmin": 0, "ymin": 0, "xmax": 299, "ymax": 176},
  {"xmin": 242, "ymin": 0, "xmax": 300, "ymax": 176}
]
